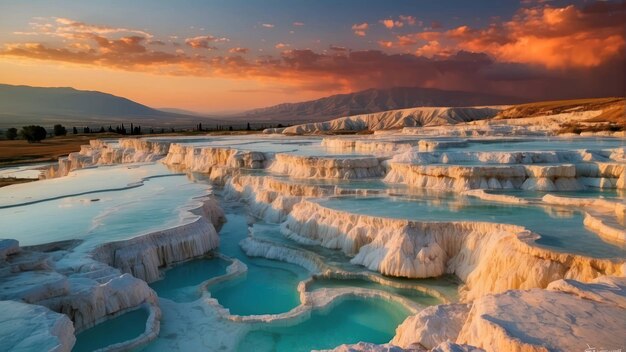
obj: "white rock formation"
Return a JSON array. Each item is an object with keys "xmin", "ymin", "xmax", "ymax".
[
  {"xmin": 321, "ymin": 138, "xmax": 419, "ymax": 155},
  {"xmin": 392, "ymin": 304, "xmax": 470, "ymax": 350},
  {"xmin": 269, "ymin": 154, "xmax": 385, "ymax": 179},
  {"xmin": 457, "ymin": 276, "xmax": 626, "ymax": 352},
  {"xmin": 282, "ymin": 107, "xmax": 500, "ymax": 135},
  {"xmin": 41, "ymin": 138, "xmax": 170, "ymax": 179},
  {"xmin": 393, "ymin": 276, "xmax": 626, "ymax": 352},
  {"xmin": 225, "ymin": 175, "xmax": 332, "ymax": 222},
  {"xmin": 384, "ymin": 162, "xmax": 588, "ymax": 191},
  {"xmin": 0, "ymin": 300, "xmax": 76, "ymax": 352},
  {"xmin": 282, "ymin": 201, "xmax": 625, "ymax": 300},
  {"xmin": 92, "ymin": 197, "xmax": 223, "ymax": 283},
  {"xmin": 542, "ymin": 194, "xmax": 626, "ymax": 244}
]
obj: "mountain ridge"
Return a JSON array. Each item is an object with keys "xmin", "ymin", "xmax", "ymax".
[
  {"xmin": 239, "ymin": 87, "xmax": 526, "ymax": 123},
  {"xmin": 0, "ymin": 84, "xmax": 221, "ymax": 128}
]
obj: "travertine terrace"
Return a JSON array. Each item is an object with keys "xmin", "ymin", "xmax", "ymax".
[{"xmin": 1, "ymin": 120, "xmax": 624, "ymax": 351}]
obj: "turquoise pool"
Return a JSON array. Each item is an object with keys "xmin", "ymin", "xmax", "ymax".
[
  {"xmin": 149, "ymin": 257, "xmax": 230, "ymax": 302},
  {"xmin": 207, "ymin": 212, "xmax": 310, "ymax": 316},
  {"xmin": 237, "ymin": 297, "xmax": 409, "ymax": 352},
  {"xmin": 73, "ymin": 308, "xmax": 149, "ymax": 352}
]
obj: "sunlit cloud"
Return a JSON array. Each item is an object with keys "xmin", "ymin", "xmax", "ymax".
[
  {"xmin": 292, "ymin": 22, "xmax": 305, "ymax": 26},
  {"xmin": 261, "ymin": 23, "xmax": 275, "ymax": 28},
  {"xmin": 380, "ymin": 19, "xmax": 403, "ymax": 29},
  {"xmin": 1, "ymin": 4, "xmax": 623, "ymax": 101},
  {"xmin": 387, "ymin": 3, "xmax": 625, "ymax": 68},
  {"xmin": 229, "ymin": 47, "xmax": 249, "ymax": 54},
  {"xmin": 185, "ymin": 35, "xmax": 229, "ymax": 49},
  {"xmin": 351, "ymin": 22, "xmax": 369, "ymax": 36}
]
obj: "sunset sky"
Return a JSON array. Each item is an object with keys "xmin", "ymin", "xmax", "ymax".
[{"xmin": 0, "ymin": 0, "xmax": 624, "ymax": 113}]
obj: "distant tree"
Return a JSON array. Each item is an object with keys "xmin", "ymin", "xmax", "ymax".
[
  {"xmin": 53, "ymin": 124, "xmax": 67, "ymax": 136},
  {"xmin": 72, "ymin": 126, "xmax": 78, "ymax": 134},
  {"xmin": 229, "ymin": 126, "xmax": 233, "ymax": 131},
  {"xmin": 5, "ymin": 127, "xmax": 17, "ymax": 140},
  {"xmin": 20, "ymin": 125, "xmax": 47, "ymax": 143},
  {"xmin": 83, "ymin": 127, "xmax": 91, "ymax": 133},
  {"xmin": 198, "ymin": 123, "xmax": 203, "ymax": 131},
  {"xmin": 171, "ymin": 128, "xmax": 175, "ymax": 133},
  {"xmin": 277, "ymin": 123, "xmax": 284, "ymax": 128},
  {"xmin": 108, "ymin": 125, "xmax": 113, "ymax": 133},
  {"xmin": 130, "ymin": 123, "xmax": 134, "ymax": 135},
  {"xmin": 99, "ymin": 126, "xmax": 105, "ymax": 133},
  {"xmin": 246, "ymin": 122, "xmax": 251, "ymax": 131},
  {"xmin": 160, "ymin": 128, "xmax": 165, "ymax": 134}
]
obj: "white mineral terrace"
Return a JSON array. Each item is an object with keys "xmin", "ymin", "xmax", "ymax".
[{"xmin": 0, "ymin": 132, "xmax": 624, "ymax": 352}]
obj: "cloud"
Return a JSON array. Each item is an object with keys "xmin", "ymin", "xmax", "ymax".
[
  {"xmin": 185, "ymin": 35, "xmax": 228, "ymax": 49},
  {"xmin": 275, "ymin": 43, "xmax": 290, "ymax": 49},
  {"xmin": 329, "ymin": 45, "xmax": 348, "ymax": 52},
  {"xmin": 399, "ymin": 15, "xmax": 419, "ymax": 26},
  {"xmin": 447, "ymin": 3, "xmax": 625, "ymax": 68},
  {"xmin": 148, "ymin": 40, "xmax": 166, "ymax": 46},
  {"xmin": 381, "ymin": 16, "xmax": 420, "ymax": 29},
  {"xmin": 229, "ymin": 47, "xmax": 249, "ymax": 54},
  {"xmin": 292, "ymin": 22, "xmax": 305, "ymax": 26},
  {"xmin": 386, "ymin": 3, "xmax": 625, "ymax": 69},
  {"xmin": 397, "ymin": 32, "xmax": 441, "ymax": 46},
  {"xmin": 261, "ymin": 23, "xmax": 275, "ymax": 28},
  {"xmin": 378, "ymin": 40, "xmax": 393, "ymax": 48},
  {"xmin": 1, "ymin": 9, "xmax": 623, "ymax": 100},
  {"xmin": 351, "ymin": 22, "xmax": 369, "ymax": 36}
]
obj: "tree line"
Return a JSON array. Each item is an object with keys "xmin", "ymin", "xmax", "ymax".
[{"xmin": 5, "ymin": 121, "xmax": 290, "ymax": 142}]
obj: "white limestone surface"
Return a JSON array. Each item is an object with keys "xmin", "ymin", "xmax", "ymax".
[{"xmin": 0, "ymin": 300, "xmax": 76, "ymax": 352}]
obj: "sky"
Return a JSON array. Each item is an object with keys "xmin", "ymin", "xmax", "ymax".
[{"xmin": 0, "ymin": 0, "xmax": 624, "ymax": 113}]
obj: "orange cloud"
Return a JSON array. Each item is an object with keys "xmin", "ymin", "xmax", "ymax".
[
  {"xmin": 397, "ymin": 32, "xmax": 441, "ymax": 46},
  {"xmin": 185, "ymin": 35, "xmax": 229, "ymax": 49},
  {"xmin": 378, "ymin": 40, "xmax": 393, "ymax": 48},
  {"xmin": 1, "ymin": 9, "xmax": 623, "ymax": 101},
  {"xmin": 351, "ymin": 22, "xmax": 368, "ymax": 36},
  {"xmin": 446, "ymin": 3, "xmax": 625, "ymax": 68},
  {"xmin": 399, "ymin": 15, "xmax": 419, "ymax": 26},
  {"xmin": 229, "ymin": 47, "xmax": 249, "ymax": 54}
]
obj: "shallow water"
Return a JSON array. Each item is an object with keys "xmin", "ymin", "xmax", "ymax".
[
  {"xmin": 149, "ymin": 257, "xmax": 230, "ymax": 302},
  {"xmin": 319, "ymin": 195, "xmax": 625, "ymax": 258},
  {"xmin": 237, "ymin": 297, "xmax": 409, "ymax": 352},
  {"xmin": 207, "ymin": 212, "xmax": 310, "ymax": 315},
  {"xmin": 0, "ymin": 163, "xmax": 208, "ymax": 248},
  {"xmin": 458, "ymin": 137, "xmax": 625, "ymax": 152},
  {"xmin": 309, "ymin": 277, "xmax": 441, "ymax": 306},
  {"xmin": 73, "ymin": 308, "xmax": 149, "ymax": 352}
]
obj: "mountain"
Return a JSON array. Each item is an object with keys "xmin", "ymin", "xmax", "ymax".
[
  {"xmin": 239, "ymin": 87, "xmax": 525, "ymax": 123},
  {"xmin": 0, "ymin": 84, "xmax": 219, "ymax": 128}
]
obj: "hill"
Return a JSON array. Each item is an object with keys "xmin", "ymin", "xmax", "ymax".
[
  {"xmin": 0, "ymin": 84, "xmax": 218, "ymax": 128},
  {"xmin": 239, "ymin": 87, "xmax": 523, "ymax": 123}
]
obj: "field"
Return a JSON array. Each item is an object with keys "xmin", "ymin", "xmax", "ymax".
[{"xmin": 0, "ymin": 135, "xmax": 106, "ymax": 166}]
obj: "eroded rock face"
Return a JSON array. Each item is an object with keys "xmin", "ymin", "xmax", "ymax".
[
  {"xmin": 392, "ymin": 304, "xmax": 470, "ymax": 350},
  {"xmin": 268, "ymin": 154, "xmax": 386, "ymax": 179},
  {"xmin": 0, "ymin": 300, "xmax": 76, "ymax": 352},
  {"xmin": 392, "ymin": 276, "xmax": 626, "ymax": 352},
  {"xmin": 282, "ymin": 107, "xmax": 500, "ymax": 135},
  {"xmin": 282, "ymin": 201, "xmax": 624, "ymax": 300},
  {"xmin": 41, "ymin": 139, "xmax": 170, "ymax": 179}
]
